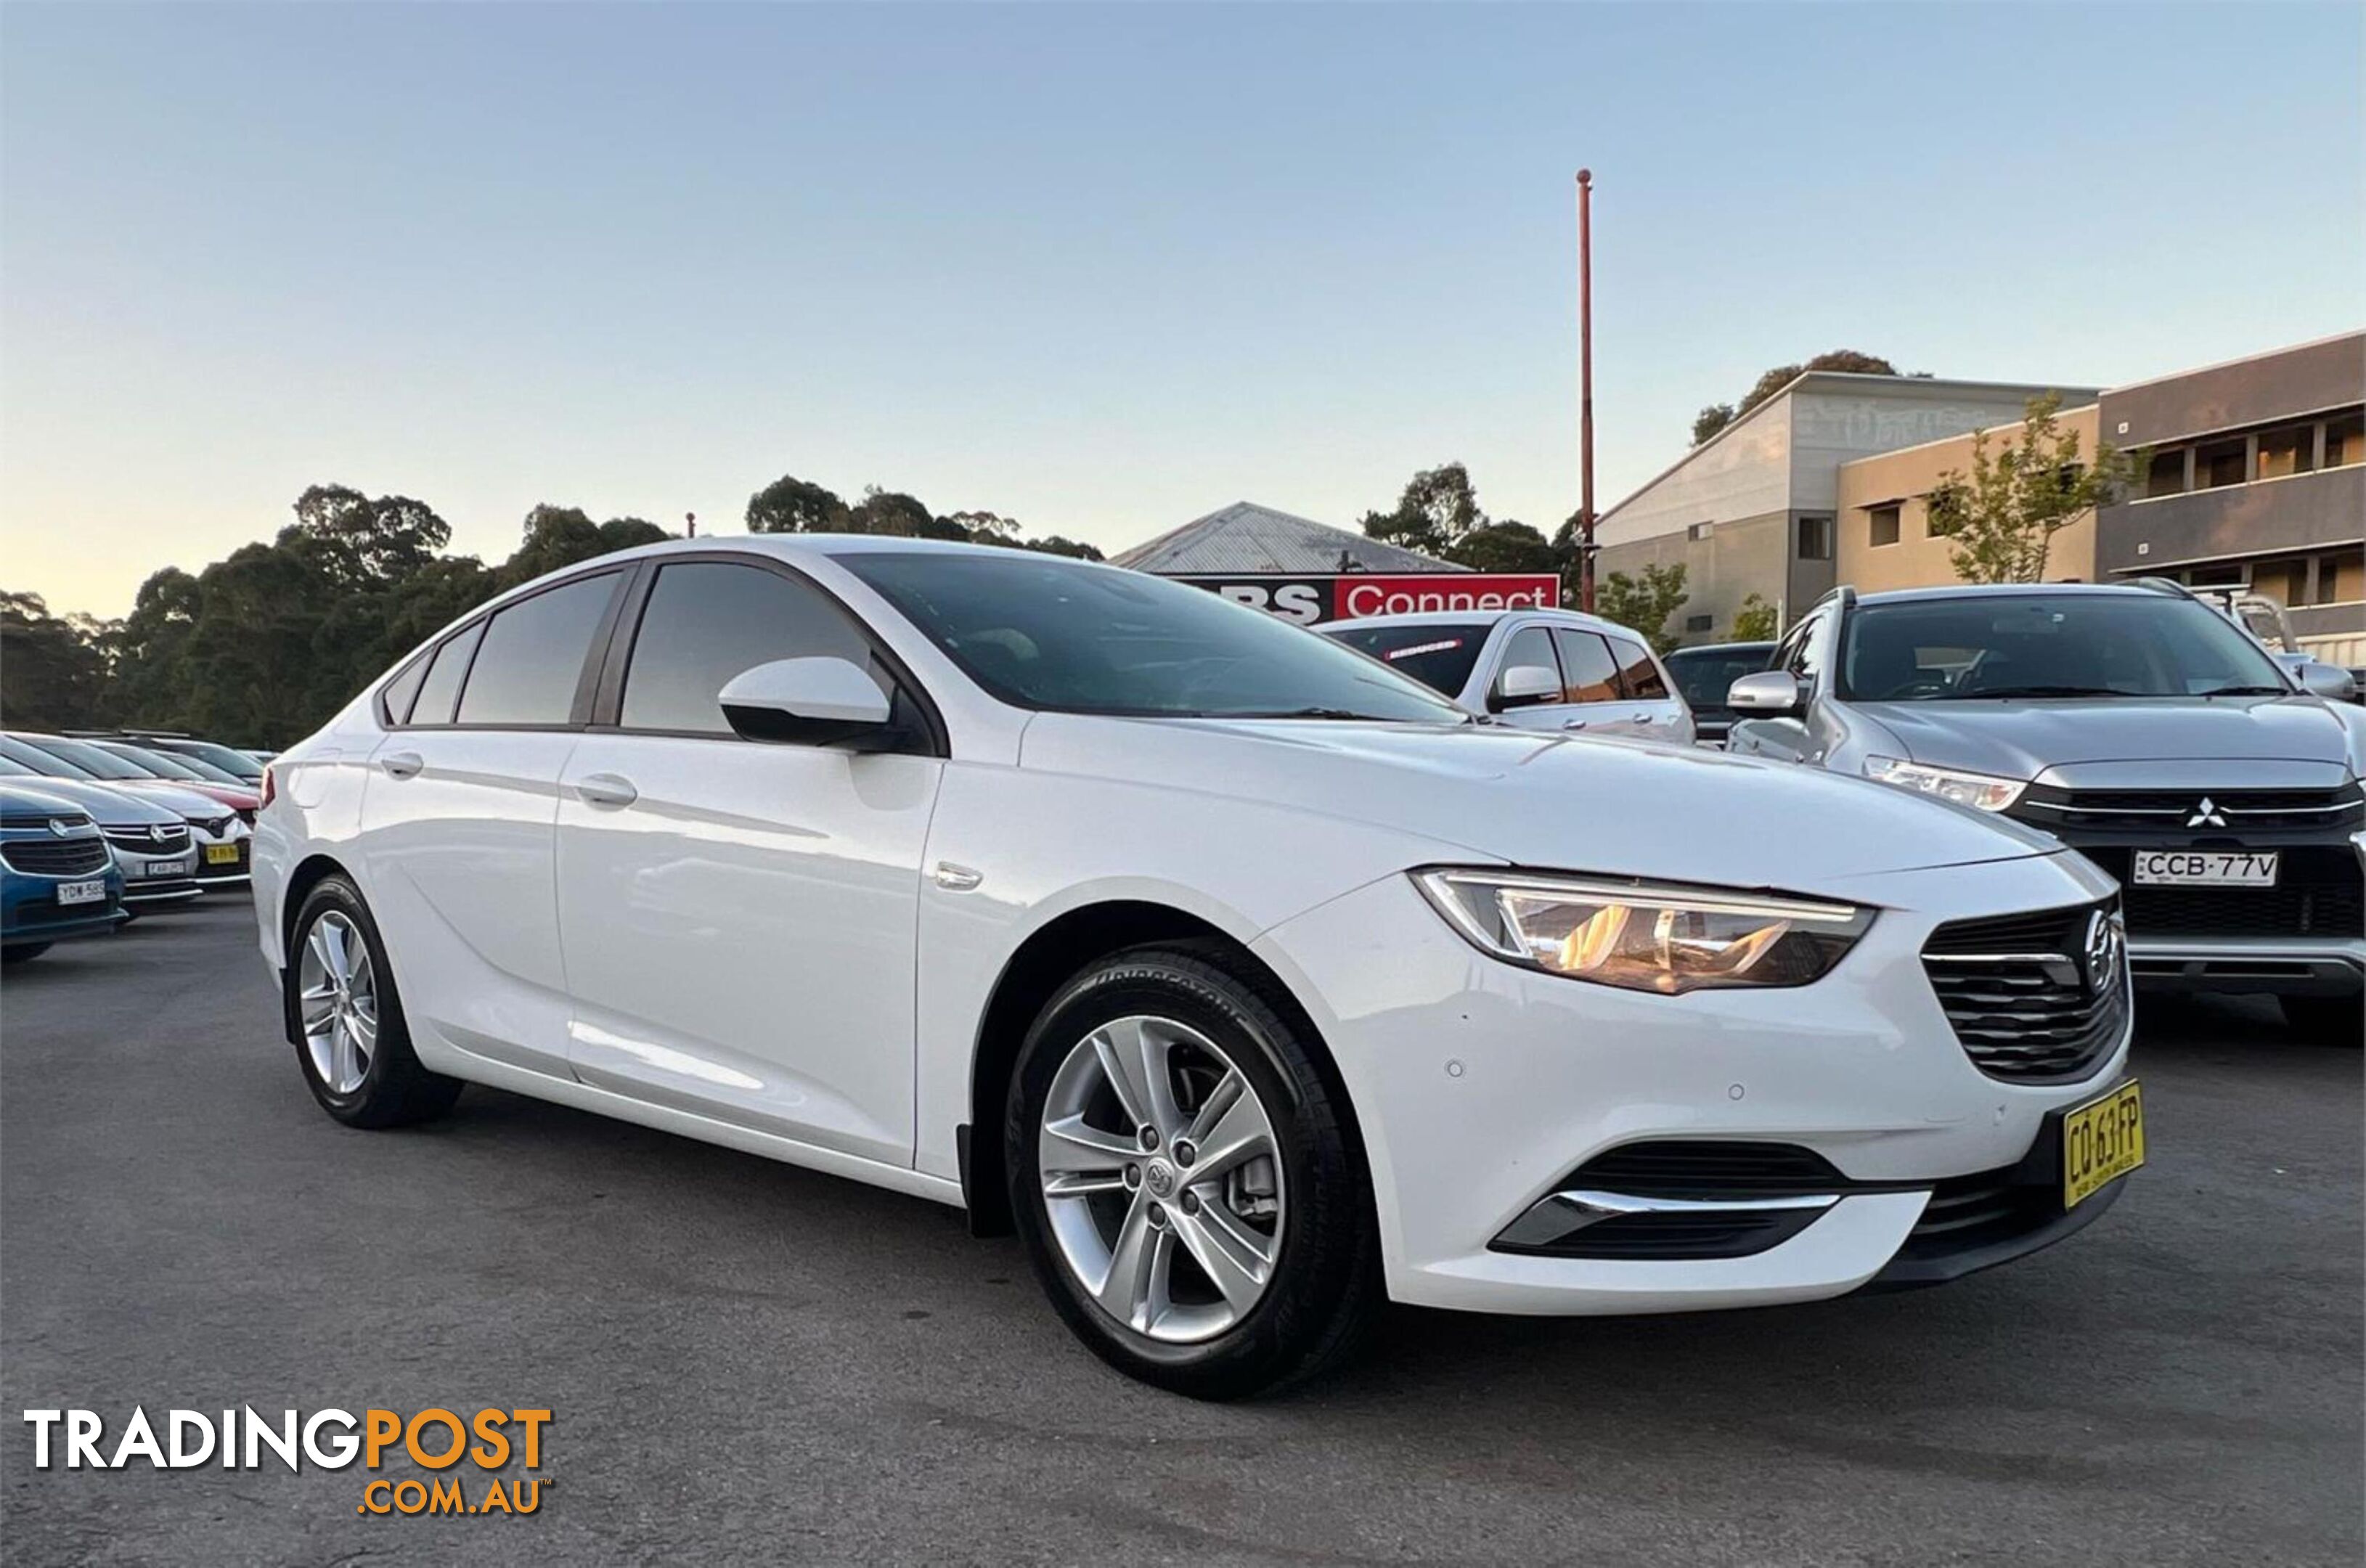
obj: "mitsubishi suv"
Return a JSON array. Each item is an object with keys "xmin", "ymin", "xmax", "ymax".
[{"xmin": 1726, "ymin": 581, "xmax": 2365, "ymax": 1039}]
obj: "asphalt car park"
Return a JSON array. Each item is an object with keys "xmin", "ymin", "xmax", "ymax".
[{"xmin": 2, "ymin": 900, "xmax": 2357, "ymax": 1565}]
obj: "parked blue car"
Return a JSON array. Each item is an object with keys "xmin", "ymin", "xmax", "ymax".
[{"xmin": 1, "ymin": 783, "xmax": 127, "ymax": 963}]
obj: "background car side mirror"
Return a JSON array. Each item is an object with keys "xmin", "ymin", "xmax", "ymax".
[
  {"xmin": 1726, "ymin": 669, "xmax": 1804, "ymax": 715},
  {"xmin": 1493, "ymin": 664, "xmax": 1562, "ymax": 710},
  {"xmin": 718, "ymin": 657, "xmax": 896, "ymax": 746},
  {"xmin": 2291, "ymin": 660, "xmax": 2359, "ymax": 703}
]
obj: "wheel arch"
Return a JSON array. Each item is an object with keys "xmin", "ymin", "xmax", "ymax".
[{"xmin": 961, "ymin": 898, "xmax": 1370, "ymax": 1239}]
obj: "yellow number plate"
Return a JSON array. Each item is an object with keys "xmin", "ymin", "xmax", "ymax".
[
  {"xmin": 2063, "ymin": 1080, "xmax": 2144, "ymax": 1209},
  {"xmin": 204, "ymin": 843, "xmax": 240, "ymax": 865}
]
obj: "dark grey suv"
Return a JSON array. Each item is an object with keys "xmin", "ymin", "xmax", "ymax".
[{"xmin": 1726, "ymin": 581, "xmax": 2365, "ymax": 1038}]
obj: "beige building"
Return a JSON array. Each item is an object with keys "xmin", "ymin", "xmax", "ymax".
[{"xmin": 1835, "ymin": 404, "xmax": 2102, "ymax": 592}]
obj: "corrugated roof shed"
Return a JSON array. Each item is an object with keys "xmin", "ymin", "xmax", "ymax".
[{"xmin": 1111, "ymin": 502, "xmax": 1464, "ymax": 575}]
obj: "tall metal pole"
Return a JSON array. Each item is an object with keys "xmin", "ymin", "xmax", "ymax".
[{"xmin": 1576, "ymin": 169, "xmax": 1596, "ymax": 613}]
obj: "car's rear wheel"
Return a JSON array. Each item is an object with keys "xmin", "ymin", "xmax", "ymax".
[
  {"xmin": 288, "ymin": 877, "xmax": 462, "ymax": 1127},
  {"xmin": 2280, "ymin": 993, "xmax": 2362, "ymax": 1044},
  {"xmin": 2, "ymin": 943, "xmax": 51, "ymax": 964},
  {"xmin": 1006, "ymin": 946, "xmax": 1379, "ymax": 1399}
]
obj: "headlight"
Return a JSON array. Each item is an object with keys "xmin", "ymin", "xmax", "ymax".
[
  {"xmin": 1861, "ymin": 756, "xmax": 2026, "ymax": 812},
  {"xmin": 1412, "ymin": 870, "xmax": 1874, "ymax": 995}
]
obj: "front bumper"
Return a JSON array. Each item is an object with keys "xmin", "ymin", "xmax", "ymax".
[
  {"xmin": 193, "ymin": 836, "xmax": 253, "ymax": 889},
  {"xmin": 2007, "ymin": 801, "xmax": 2365, "ymax": 997},
  {"xmin": 2127, "ymin": 933, "xmax": 2365, "ymax": 995},
  {"xmin": 1254, "ymin": 850, "xmax": 2131, "ymax": 1315},
  {"xmin": 113, "ymin": 847, "xmax": 203, "ymax": 907}
]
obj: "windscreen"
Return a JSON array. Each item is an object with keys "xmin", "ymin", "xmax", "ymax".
[
  {"xmin": 841, "ymin": 552, "xmax": 1468, "ymax": 722},
  {"xmin": 1838, "ymin": 594, "xmax": 2290, "ymax": 701}
]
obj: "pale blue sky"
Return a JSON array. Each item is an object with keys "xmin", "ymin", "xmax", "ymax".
[{"xmin": 4, "ymin": 2, "xmax": 2359, "ymax": 617}]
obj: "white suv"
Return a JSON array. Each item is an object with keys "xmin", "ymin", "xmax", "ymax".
[
  {"xmin": 1322, "ymin": 607, "xmax": 1694, "ymax": 744},
  {"xmin": 254, "ymin": 538, "xmax": 2138, "ymax": 1397}
]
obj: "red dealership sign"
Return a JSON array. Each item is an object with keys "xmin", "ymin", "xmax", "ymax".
[{"xmin": 1169, "ymin": 573, "xmax": 1561, "ymax": 626}]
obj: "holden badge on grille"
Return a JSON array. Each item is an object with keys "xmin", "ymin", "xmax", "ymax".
[{"xmin": 2083, "ymin": 910, "xmax": 2126, "ymax": 992}]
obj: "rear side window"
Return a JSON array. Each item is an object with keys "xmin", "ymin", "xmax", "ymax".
[
  {"xmin": 1551, "ymin": 629, "xmax": 1621, "ymax": 703},
  {"xmin": 455, "ymin": 573, "xmax": 621, "ymax": 727},
  {"xmin": 1492, "ymin": 626, "xmax": 1562, "ymax": 711},
  {"xmin": 379, "ymin": 654, "xmax": 431, "ymax": 727},
  {"xmin": 409, "ymin": 622, "xmax": 484, "ymax": 727},
  {"xmin": 620, "ymin": 562, "xmax": 873, "ymax": 735},
  {"xmin": 1606, "ymin": 637, "xmax": 1669, "ymax": 699},
  {"xmin": 1322, "ymin": 621, "xmax": 1491, "ymax": 698}
]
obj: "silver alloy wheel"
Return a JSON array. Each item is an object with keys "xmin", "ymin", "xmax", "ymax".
[
  {"xmin": 1037, "ymin": 1015, "xmax": 1286, "ymax": 1344},
  {"xmin": 298, "ymin": 911, "xmax": 379, "ymax": 1096}
]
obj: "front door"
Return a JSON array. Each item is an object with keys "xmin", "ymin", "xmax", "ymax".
[{"xmin": 554, "ymin": 558, "xmax": 943, "ymax": 1167}]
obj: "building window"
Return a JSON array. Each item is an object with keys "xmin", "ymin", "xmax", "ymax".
[
  {"xmin": 2145, "ymin": 448, "xmax": 2187, "ymax": 498},
  {"xmin": 1867, "ymin": 505, "xmax": 1901, "ymax": 547},
  {"xmin": 2256, "ymin": 425, "xmax": 2316, "ymax": 481},
  {"xmin": 2328, "ymin": 411, "xmax": 2365, "ymax": 468},
  {"xmin": 2182, "ymin": 563, "xmax": 2248, "ymax": 589},
  {"xmin": 2196, "ymin": 438, "xmax": 2247, "ymax": 489},
  {"xmin": 1796, "ymin": 515, "xmax": 1833, "ymax": 560},
  {"xmin": 1686, "ymin": 522, "xmax": 1713, "ymax": 542},
  {"xmin": 1684, "ymin": 613, "xmax": 1713, "ymax": 633}
]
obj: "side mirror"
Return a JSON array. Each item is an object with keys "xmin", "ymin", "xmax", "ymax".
[
  {"xmin": 1494, "ymin": 664, "xmax": 1562, "ymax": 709},
  {"xmin": 2293, "ymin": 660, "xmax": 2360, "ymax": 702},
  {"xmin": 1726, "ymin": 669, "xmax": 1804, "ymax": 714},
  {"xmin": 717, "ymin": 657, "xmax": 894, "ymax": 746}
]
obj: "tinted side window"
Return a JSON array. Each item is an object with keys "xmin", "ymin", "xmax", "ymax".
[
  {"xmin": 409, "ymin": 621, "xmax": 485, "ymax": 727},
  {"xmin": 1607, "ymin": 637, "xmax": 1668, "ymax": 699},
  {"xmin": 1551, "ymin": 629, "xmax": 1621, "ymax": 703},
  {"xmin": 621, "ymin": 562, "xmax": 875, "ymax": 735},
  {"xmin": 1492, "ymin": 626, "xmax": 1562, "ymax": 711},
  {"xmin": 455, "ymin": 574, "xmax": 620, "ymax": 727}
]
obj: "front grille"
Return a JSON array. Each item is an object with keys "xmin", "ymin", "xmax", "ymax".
[
  {"xmin": 2015, "ymin": 785, "xmax": 2365, "ymax": 833},
  {"xmin": 103, "ymin": 825, "xmax": 192, "ymax": 855},
  {"xmin": 1567, "ymin": 1141, "xmax": 1848, "ymax": 1199},
  {"xmin": 1922, "ymin": 900, "xmax": 2128, "ymax": 1083},
  {"xmin": 1, "ymin": 836, "xmax": 112, "ymax": 877}
]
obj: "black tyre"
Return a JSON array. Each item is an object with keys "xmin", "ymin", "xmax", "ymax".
[
  {"xmin": 2, "ymin": 943, "xmax": 51, "ymax": 964},
  {"xmin": 287, "ymin": 876, "xmax": 462, "ymax": 1127},
  {"xmin": 1005, "ymin": 945, "xmax": 1379, "ymax": 1399},
  {"xmin": 2280, "ymin": 993, "xmax": 2363, "ymax": 1044}
]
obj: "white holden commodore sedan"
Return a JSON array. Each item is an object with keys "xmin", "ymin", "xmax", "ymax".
[{"xmin": 253, "ymin": 537, "xmax": 2142, "ymax": 1397}]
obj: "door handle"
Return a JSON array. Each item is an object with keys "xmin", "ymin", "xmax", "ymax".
[
  {"xmin": 1561, "ymin": 719, "xmax": 1588, "ymax": 730},
  {"xmin": 576, "ymin": 772, "xmax": 638, "ymax": 809},
  {"xmin": 380, "ymin": 751, "xmax": 423, "ymax": 780}
]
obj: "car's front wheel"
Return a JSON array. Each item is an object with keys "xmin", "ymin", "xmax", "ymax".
[
  {"xmin": 2, "ymin": 943, "xmax": 51, "ymax": 964},
  {"xmin": 1006, "ymin": 946, "xmax": 1379, "ymax": 1398},
  {"xmin": 287, "ymin": 876, "xmax": 462, "ymax": 1127}
]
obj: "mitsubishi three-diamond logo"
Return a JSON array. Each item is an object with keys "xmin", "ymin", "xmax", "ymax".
[{"xmin": 2185, "ymin": 796, "xmax": 2228, "ymax": 828}]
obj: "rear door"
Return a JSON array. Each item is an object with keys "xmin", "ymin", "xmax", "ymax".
[
  {"xmin": 553, "ymin": 556, "xmax": 944, "ymax": 1166},
  {"xmin": 1602, "ymin": 633, "xmax": 1694, "ymax": 743},
  {"xmin": 359, "ymin": 569, "xmax": 626, "ymax": 1079}
]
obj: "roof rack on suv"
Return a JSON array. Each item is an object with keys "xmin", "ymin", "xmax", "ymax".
[{"xmin": 2132, "ymin": 577, "xmax": 2199, "ymax": 600}]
